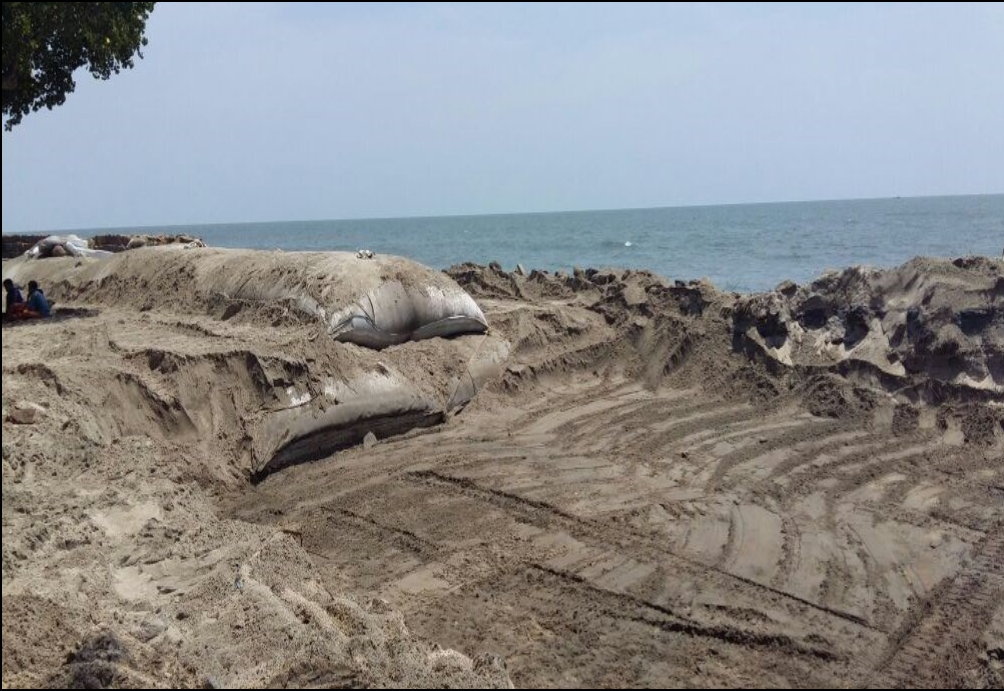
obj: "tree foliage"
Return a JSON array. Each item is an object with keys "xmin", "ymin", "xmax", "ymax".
[{"xmin": 2, "ymin": 2, "xmax": 156, "ymax": 130}]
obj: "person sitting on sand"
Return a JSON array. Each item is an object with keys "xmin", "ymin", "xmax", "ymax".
[
  {"xmin": 3, "ymin": 278, "xmax": 24, "ymax": 317},
  {"xmin": 26, "ymin": 281, "xmax": 51, "ymax": 318},
  {"xmin": 9, "ymin": 280, "xmax": 51, "ymax": 320}
]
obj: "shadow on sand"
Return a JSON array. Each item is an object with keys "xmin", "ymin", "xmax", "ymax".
[{"xmin": 1, "ymin": 307, "xmax": 100, "ymax": 329}]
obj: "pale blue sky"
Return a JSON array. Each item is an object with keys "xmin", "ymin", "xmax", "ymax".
[{"xmin": 2, "ymin": 2, "xmax": 1003, "ymax": 232}]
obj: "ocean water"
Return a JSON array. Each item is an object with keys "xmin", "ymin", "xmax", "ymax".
[{"xmin": 71, "ymin": 195, "xmax": 1004, "ymax": 293}]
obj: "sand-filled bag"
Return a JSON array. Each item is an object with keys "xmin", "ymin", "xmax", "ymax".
[
  {"xmin": 251, "ymin": 334, "xmax": 509, "ymax": 479},
  {"xmin": 3, "ymin": 247, "xmax": 489, "ymax": 348},
  {"xmin": 24, "ymin": 234, "xmax": 115, "ymax": 259}
]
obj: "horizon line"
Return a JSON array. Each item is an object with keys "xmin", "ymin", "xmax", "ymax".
[{"xmin": 3, "ymin": 191, "xmax": 1002, "ymax": 236}]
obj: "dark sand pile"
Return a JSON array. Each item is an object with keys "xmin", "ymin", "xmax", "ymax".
[
  {"xmin": 2, "ymin": 234, "xmax": 206, "ymax": 260},
  {"xmin": 2, "ymin": 252, "xmax": 1001, "ymax": 688},
  {"xmin": 733, "ymin": 257, "xmax": 1002, "ymax": 399},
  {"xmin": 452, "ymin": 257, "xmax": 1002, "ymax": 438}
]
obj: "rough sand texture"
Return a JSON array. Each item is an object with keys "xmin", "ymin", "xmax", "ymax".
[
  {"xmin": 3, "ymin": 247, "xmax": 489, "ymax": 348},
  {"xmin": 3, "ymin": 253, "xmax": 1002, "ymax": 689}
]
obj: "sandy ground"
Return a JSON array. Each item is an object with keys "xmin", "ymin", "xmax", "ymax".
[{"xmin": 2, "ymin": 253, "xmax": 1002, "ymax": 689}]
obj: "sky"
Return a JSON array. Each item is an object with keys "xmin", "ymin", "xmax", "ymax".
[{"xmin": 2, "ymin": 2, "xmax": 1003, "ymax": 232}]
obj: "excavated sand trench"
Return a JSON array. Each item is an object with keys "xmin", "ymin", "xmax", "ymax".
[
  {"xmin": 233, "ymin": 375, "xmax": 1002, "ymax": 687},
  {"xmin": 3, "ymin": 255, "xmax": 1002, "ymax": 688},
  {"xmin": 231, "ymin": 259, "xmax": 1002, "ymax": 689}
]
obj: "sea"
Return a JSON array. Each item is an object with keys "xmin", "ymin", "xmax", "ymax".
[{"xmin": 41, "ymin": 194, "xmax": 1004, "ymax": 293}]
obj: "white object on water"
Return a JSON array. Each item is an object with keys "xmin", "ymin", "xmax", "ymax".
[{"xmin": 624, "ymin": 241, "xmax": 634, "ymax": 248}]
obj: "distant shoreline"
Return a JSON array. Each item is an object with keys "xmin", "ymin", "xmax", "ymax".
[
  {"xmin": 4, "ymin": 195, "xmax": 1001, "ymax": 293},
  {"xmin": 4, "ymin": 191, "xmax": 1003, "ymax": 238}
]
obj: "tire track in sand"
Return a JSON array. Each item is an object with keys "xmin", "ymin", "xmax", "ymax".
[{"xmin": 871, "ymin": 525, "xmax": 1004, "ymax": 689}]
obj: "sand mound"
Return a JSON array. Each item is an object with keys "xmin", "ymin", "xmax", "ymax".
[
  {"xmin": 92, "ymin": 233, "xmax": 206, "ymax": 253},
  {"xmin": 732, "ymin": 257, "xmax": 1003, "ymax": 399},
  {"xmin": 4, "ymin": 249, "xmax": 507, "ymax": 482},
  {"xmin": 4, "ymin": 247, "xmax": 489, "ymax": 348},
  {"xmin": 451, "ymin": 257, "xmax": 1002, "ymax": 438}
]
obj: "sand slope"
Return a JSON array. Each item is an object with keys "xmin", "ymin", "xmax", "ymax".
[{"xmin": 1, "ymin": 254, "xmax": 513, "ymax": 688}]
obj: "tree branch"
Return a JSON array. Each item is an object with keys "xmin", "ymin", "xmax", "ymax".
[{"xmin": 1, "ymin": 70, "xmax": 16, "ymax": 92}]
